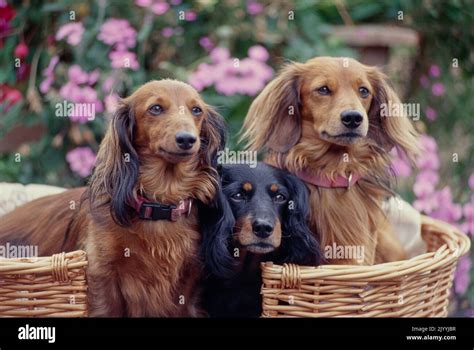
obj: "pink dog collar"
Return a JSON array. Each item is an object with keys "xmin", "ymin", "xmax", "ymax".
[{"xmin": 295, "ymin": 170, "xmax": 361, "ymax": 189}]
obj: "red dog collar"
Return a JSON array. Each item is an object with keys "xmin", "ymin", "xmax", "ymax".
[
  {"xmin": 132, "ymin": 195, "xmax": 193, "ymax": 221},
  {"xmin": 295, "ymin": 170, "xmax": 361, "ymax": 189}
]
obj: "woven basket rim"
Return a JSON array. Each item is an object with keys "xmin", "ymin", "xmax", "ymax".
[
  {"xmin": 261, "ymin": 215, "xmax": 471, "ymax": 281},
  {"xmin": 0, "ymin": 250, "xmax": 87, "ymax": 275}
]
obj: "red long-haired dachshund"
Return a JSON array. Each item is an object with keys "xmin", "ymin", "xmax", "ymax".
[
  {"xmin": 241, "ymin": 57, "xmax": 419, "ymax": 265},
  {"xmin": 0, "ymin": 79, "xmax": 226, "ymax": 316}
]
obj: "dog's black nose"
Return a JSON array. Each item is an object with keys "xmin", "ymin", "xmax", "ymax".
[
  {"xmin": 341, "ymin": 110, "xmax": 363, "ymax": 129},
  {"xmin": 252, "ymin": 219, "xmax": 273, "ymax": 238},
  {"xmin": 175, "ymin": 132, "xmax": 197, "ymax": 150}
]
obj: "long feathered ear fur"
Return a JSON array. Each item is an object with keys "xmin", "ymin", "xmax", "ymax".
[
  {"xmin": 200, "ymin": 106, "xmax": 227, "ymax": 168},
  {"xmin": 88, "ymin": 103, "xmax": 139, "ymax": 227},
  {"xmin": 199, "ymin": 188, "xmax": 236, "ymax": 279},
  {"xmin": 240, "ymin": 62, "xmax": 305, "ymax": 153},
  {"xmin": 367, "ymin": 68, "xmax": 419, "ymax": 163},
  {"xmin": 277, "ymin": 172, "xmax": 321, "ymax": 265}
]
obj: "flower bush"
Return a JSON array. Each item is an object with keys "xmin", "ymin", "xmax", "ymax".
[{"xmin": 0, "ymin": 0, "xmax": 472, "ymax": 316}]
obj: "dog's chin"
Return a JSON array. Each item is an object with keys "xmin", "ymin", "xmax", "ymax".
[
  {"xmin": 320, "ymin": 131, "xmax": 366, "ymax": 146},
  {"xmin": 157, "ymin": 147, "xmax": 197, "ymax": 163},
  {"xmin": 243, "ymin": 242, "xmax": 276, "ymax": 254}
]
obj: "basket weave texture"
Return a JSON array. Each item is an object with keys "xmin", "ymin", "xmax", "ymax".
[
  {"xmin": 0, "ymin": 250, "xmax": 88, "ymax": 317},
  {"xmin": 261, "ymin": 216, "xmax": 471, "ymax": 317}
]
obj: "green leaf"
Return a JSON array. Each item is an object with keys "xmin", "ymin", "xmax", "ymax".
[{"xmin": 350, "ymin": 2, "xmax": 384, "ymax": 21}]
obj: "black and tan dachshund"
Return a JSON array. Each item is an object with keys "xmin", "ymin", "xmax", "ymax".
[{"xmin": 199, "ymin": 162, "xmax": 321, "ymax": 317}]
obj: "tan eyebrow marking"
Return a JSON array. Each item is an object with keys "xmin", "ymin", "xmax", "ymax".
[
  {"xmin": 243, "ymin": 182, "xmax": 253, "ymax": 191},
  {"xmin": 270, "ymin": 184, "xmax": 279, "ymax": 192}
]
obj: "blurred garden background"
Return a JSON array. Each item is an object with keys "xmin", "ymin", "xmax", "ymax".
[{"xmin": 0, "ymin": 0, "xmax": 473, "ymax": 316}]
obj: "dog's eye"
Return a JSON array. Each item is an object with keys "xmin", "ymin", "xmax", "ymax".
[
  {"xmin": 317, "ymin": 86, "xmax": 331, "ymax": 96},
  {"xmin": 148, "ymin": 104, "xmax": 163, "ymax": 116},
  {"xmin": 274, "ymin": 193, "xmax": 287, "ymax": 203},
  {"xmin": 191, "ymin": 106, "xmax": 203, "ymax": 116},
  {"xmin": 359, "ymin": 87, "xmax": 370, "ymax": 98},
  {"xmin": 231, "ymin": 192, "xmax": 245, "ymax": 201}
]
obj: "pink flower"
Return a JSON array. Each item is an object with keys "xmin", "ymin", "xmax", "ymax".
[
  {"xmin": 419, "ymin": 134, "xmax": 438, "ymax": 153},
  {"xmin": 416, "ymin": 170, "xmax": 439, "ymax": 187},
  {"xmin": 430, "ymin": 187, "xmax": 463, "ymax": 223},
  {"xmin": 59, "ymin": 82, "xmax": 104, "ymax": 123},
  {"xmin": 98, "ymin": 19, "xmax": 137, "ymax": 50},
  {"xmin": 152, "ymin": 2, "xmax": 170, "ymax": 15},
  {"xmin": 425, "ymin": 106, "xmax": 437, "ymax": 121},
  {"xmin": 40, "ymin": 78, "xmax": 53, "ymax": 94},
  {"xmin": 185, "ymin": 11, "xmax": 197, "ymax": 21},
  {"xmin": 56, "ymin": 22, "xmax": 84, "ymax": 46},
  {"xmin": 390, "ymin": 147, "xmax": 412, "ymax": 177},
  {"xmin": 66, "ymin": 147, "xmax": 96, "ymax": 178},
  {"xmin": 109, "ymin": 50, "xmax": 139, "ymax": 70},
  {"xmin": 199, "ymin": 36, "xmax": 213, "ymax": 51},
  {"xmin": 14, "ymin": 42, "xmax": 28, "ymax": 58},
  {"xmin": 104, "ymin": 93, "xmax": 120, "ymax": 114},
  {"xmin": 188, "ymin": 63, "xmax": 215, "ymax": 91},
  {"xmin": 463, "ymin": 196, "xmax": 474, "ymax": 236},
  {"xmin": 419, "ymin": 75, "xmax": 429, "ymax": 88},
  {"xmin": 220, "ymin": 58, "xmax": 273, "ymax": 95},
  {"xmin": 469, "ymin": 173, "xmax": 474, "ymax": 190},
  {"xmin": 465, "ymin": 308, "xmax": 474, "ymax": 317},
  {"xmin": 464, "ymin": 201, "xmax": 474, "ymax": 221},
  {"xmin": 102, "ymin": 76, "xmax": 116, "ymax": 94},
  {"xmin": 247, "ymin": 0, "xmax": 264, "ymax": 15},
  {"xmin": 39, "ymin": 55, "xmax": 59, "ymax": 94},
  {"xmin": 0, "ymin": 84, "xmax": 22, "ymax": 111},
  {"xmin": 413, "ymin": 193, "xmax": 439, "ymax": 214},
  {"xmin": 454, "ymin": 256, "xmax": 471, "ymax": 295},
  {"xmin": 161, "ymin": 27, "xmax": 174, "ymax": 38},
  {"xmin": 429, "ymin": 64, "xmax": 441, "ymax": 78},
  {"xmin": 135, "ymin": 0, "xmax": 170, "ymax": 15},
  {"xmin": 413, "ymin": 180, "xmax": 435, "ymax": 198},
  {"xmin": 431, "ymin": 82, "xmax": 445, "ymax": 96},
  {"xmin": 88, "ymin": 70, "xmax": 100, "ymax": 85},
  {"xmin": 416, "ymin": 152, "xmax": 440, "ymax": 170},
  {"xmin": 210, "ymin": 47, "xmax": 230, "ymax": 63},
  {"xmin": 68, "ymin": 65, "xmax": 90, "ymax": 85},
  {"xmin": 248, "ymin": 45, "xmax": 269, "ymax": 62},
  {"xmin": 189, "ymin": 47, "xmax": 273, "ymax": 96},
  {"xmin": 391, "ymin": 158, "xmax": 412, "ymax": 177}
]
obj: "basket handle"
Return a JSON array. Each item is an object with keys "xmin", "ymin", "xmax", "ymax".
[
  {"xmin": 51, "ymin": 252, "xmax": 69, "ymax": 282},
  {"xmin": 281, "ymin": 263, "xmax": 301, "ymax": 289}
]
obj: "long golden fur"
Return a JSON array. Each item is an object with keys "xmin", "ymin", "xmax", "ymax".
[
  {"xmin": 241, "ymin": 57, "xmax": 419, "ymax": 265},
  {"xmin": 0, "ymin": 79, "xmax": 226, "ymax": 316}
]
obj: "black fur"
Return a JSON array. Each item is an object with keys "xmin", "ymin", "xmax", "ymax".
[
  {"xmin": 200, "ymin": 163, "xmax": 321, "ymax": 317},
  {"xmin": 110, "ymin": 105, "xmax": 140, "ymax": 227}
]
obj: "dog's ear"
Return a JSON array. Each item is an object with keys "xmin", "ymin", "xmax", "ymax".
[
  {"xmin": 200, "ymin": 106, "xmax": 227, "ymax": 168},
  {"xmin": 89, "ymin": 103, "xmax": 139, "ymax": 227},
  {"xmin": 279, "ymin": 172, "xmax": 321, "ymax": 265},
  {"xmin": 199, "ymin": 188, "xmax": 236, "ymax": 278},
  {"xmin": 240, "ymin": 63, "xmax": 304, "ymax": 153},
  {"xmin": 367, "ymin": 68, "xmax": 419, "ymax": 163}
]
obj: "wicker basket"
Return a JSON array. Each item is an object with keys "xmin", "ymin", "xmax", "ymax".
[
  {"xmin": 0, "ymin": 250, "xmax": 88, "ymax": 317},
  {"xmin": 261, "ymin": 216, "xmax": 471, "ymax": 317}
]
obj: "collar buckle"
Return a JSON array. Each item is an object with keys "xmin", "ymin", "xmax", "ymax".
[
  {"xmin": 347, "ymin": 172, "xmax": 353, "ymax": 190},
  {"xmin": 139, "ymin": 202, "xmax": 176, "ymax": 221}
]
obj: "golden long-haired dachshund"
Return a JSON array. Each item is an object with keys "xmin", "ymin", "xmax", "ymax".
[
  {"xmin": 0, "ymin": 79, "xmax": 226, "ymax": 316},
  {"xmin": 241, "ymin": 56, "xmax": 419, "ymax": 265}
]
